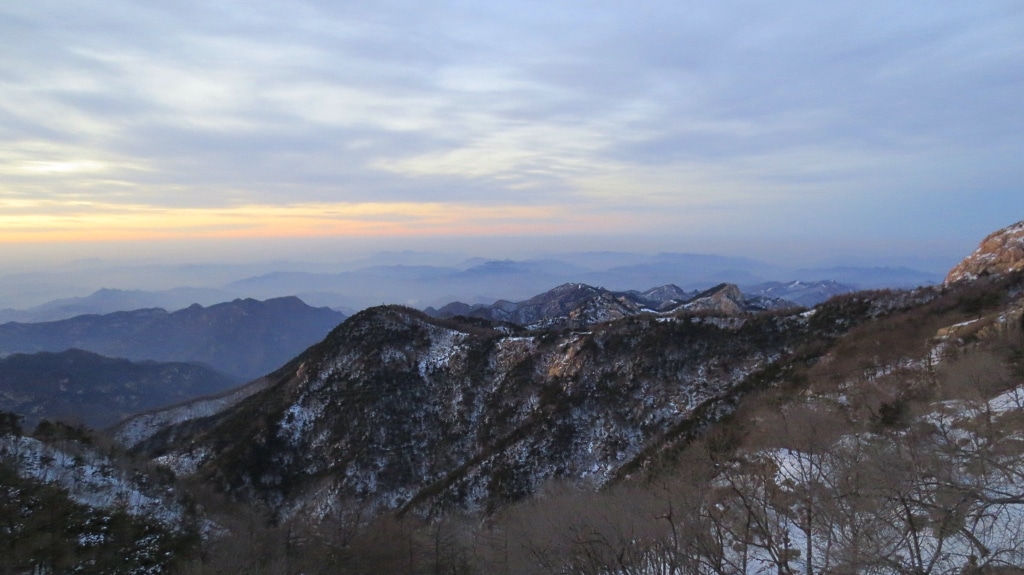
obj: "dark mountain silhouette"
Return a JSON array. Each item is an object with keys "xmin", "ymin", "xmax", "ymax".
[
  {"xmin": 0, "ymin": 287, "xmax": 237, "ymax": 324},
  {"xmin": 0, "ymin": 349, "xmax": 237, "ymax": 428},
  {"xmin": 0, "ymin": 297, "xmax": 346, "ymax": 380}
]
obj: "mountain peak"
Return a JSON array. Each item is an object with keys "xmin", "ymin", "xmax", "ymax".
[
  {"xmin": 946, "ymin": 220, "xmax": 1024, "ymax": 284},
  {"xmin": 682, "ymin": 283, "xmax": 745, "ymax": 314}
]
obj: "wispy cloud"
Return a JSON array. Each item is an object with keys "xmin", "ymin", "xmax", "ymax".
[{"xmin": 1, "ymin": 0, "xmax": 1021, "ymax": 256}]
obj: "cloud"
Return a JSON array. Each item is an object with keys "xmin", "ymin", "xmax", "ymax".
[{"xmin": 1, "ymin": 0, "xmax": 1022, "ymax": 254}]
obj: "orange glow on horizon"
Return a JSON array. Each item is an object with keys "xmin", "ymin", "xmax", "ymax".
[{"xmin": 0, "ymin": 200, "xmax": 622, "ymax": 243}]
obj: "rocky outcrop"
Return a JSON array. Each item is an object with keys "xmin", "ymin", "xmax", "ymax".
[
  {"xmin": 946, "ymin": 220, "xmax": 1024, "ymax": 284},
  {"xmin": 683, "ymin": 283, "xmax": 746, "ymax": 315},
  {"xmin": 682, "ymin": 283, "xmax": 793, "ymax": 315}
]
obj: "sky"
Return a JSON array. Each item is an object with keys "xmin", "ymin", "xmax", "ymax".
[{"xmin": 1, "ymin": 0, "xmax": 1023, "ymax": 271}]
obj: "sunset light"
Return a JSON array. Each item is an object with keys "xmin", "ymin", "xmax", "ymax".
[{"xmin": 0, "ymin": 200, "xmax": 592, "ymax": 243}]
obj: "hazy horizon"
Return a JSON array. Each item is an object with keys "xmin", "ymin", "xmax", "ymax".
[
  {"xmin": 2, "ymin": 1, "xmax": 1021, "ymax": 278},
  {"xmin": 0, "ymin": 234, "xmax": 968, "ymax": 313},
  {"xmin": 0, "ymin": 224, "xmax": 989, "ymax": 273}
]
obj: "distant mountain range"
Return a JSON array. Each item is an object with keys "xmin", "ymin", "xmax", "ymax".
[
  {"xmin": 0, "ymin": 251, "xmax": 942, "ymax": 320},
  {"xmin": 0, "ymin": 349, "xmax": 238, "ymax": 428},
  {"xmin": 744, "ymin": 279, "xmax": 856, "ymax": 307},
  {"xmin": 0, "ymin": 297, "xmax": 346, "ymax": 380},
  {"xmin": 424, "ymin": 281, "xmax": 811, "ymax": 329},
  {"xmin": 227, "ymin": 254, "xmax": 936, "ymax": 312},
  {"xmin": 0, "ymin": 287, "xmax": 235, "ymax": 324}
]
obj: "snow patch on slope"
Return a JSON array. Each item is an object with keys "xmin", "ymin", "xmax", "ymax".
[
  {"xmin": 1, "ymin": 435, "xmax": 185, "ymax": 526},
  {"xmin": 114, "ymin": 377, "xmax": 274, "ymax": 448},
  {"xmin": 418, "ymin": 326, "xmax": 468, "ymax": 377}
]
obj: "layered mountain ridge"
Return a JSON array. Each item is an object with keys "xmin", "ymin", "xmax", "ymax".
[
  {"xmin": 123, "ymin": 286, "xmax": 958, "ymax": 520},
  {"xmin": 3, "ymin": 219, "xmax": 1024, "ymax": 573},
  {"xmin": 0, "ymin": 287, "xmax": 236, "ymax": 324},
  {"xmin": 425, "ymin": 281, "xmax": 795, "ymax": 329},
  {"xmin": 0, "ymin": 349, "xmax": 237, "ymax": 428},
  {"xmin": 0, "ymin": 296, "xmax": 346, "ymax": 380},
  {"xmin": 119, "ymin": 220, "xmax": 1024, "ymax": 525}
]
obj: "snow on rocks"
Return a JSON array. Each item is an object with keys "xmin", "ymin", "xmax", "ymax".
[
  {"xmin": 278, "ymin": 400, "xmax": 326, "ymax": 445},
  {"xmin": 1, "ymin": 435, "xmax": 186, "ymax": 527},
  {"xmin": 417, "ymin": 326, "xmax": 468, "ymax": 378}
]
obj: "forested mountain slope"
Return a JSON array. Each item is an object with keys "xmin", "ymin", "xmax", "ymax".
[
  {"xmin": 128, "ymin": 278, "xmax": 957, "ymax": 522},
  {"xmin": 0, "ymin": 349, "xmax": 237, "ymax": 428}
]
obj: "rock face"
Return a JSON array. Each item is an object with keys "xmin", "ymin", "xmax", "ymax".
[
  {"xmin": 682, "ymin": 283, "xmax": 792, "ymax": 315},
  {"xmin": 946, "ymin": 220, "xmax": 1024, "ymax": 283}
]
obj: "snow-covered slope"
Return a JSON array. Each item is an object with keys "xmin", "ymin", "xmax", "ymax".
[
  {"xmin": 114, "ymin": 375, "xmax": 275, "ymax": 448},
  {"xmin": 1, "ymin": 434, "xmax": 186, "ymax": 524}
]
